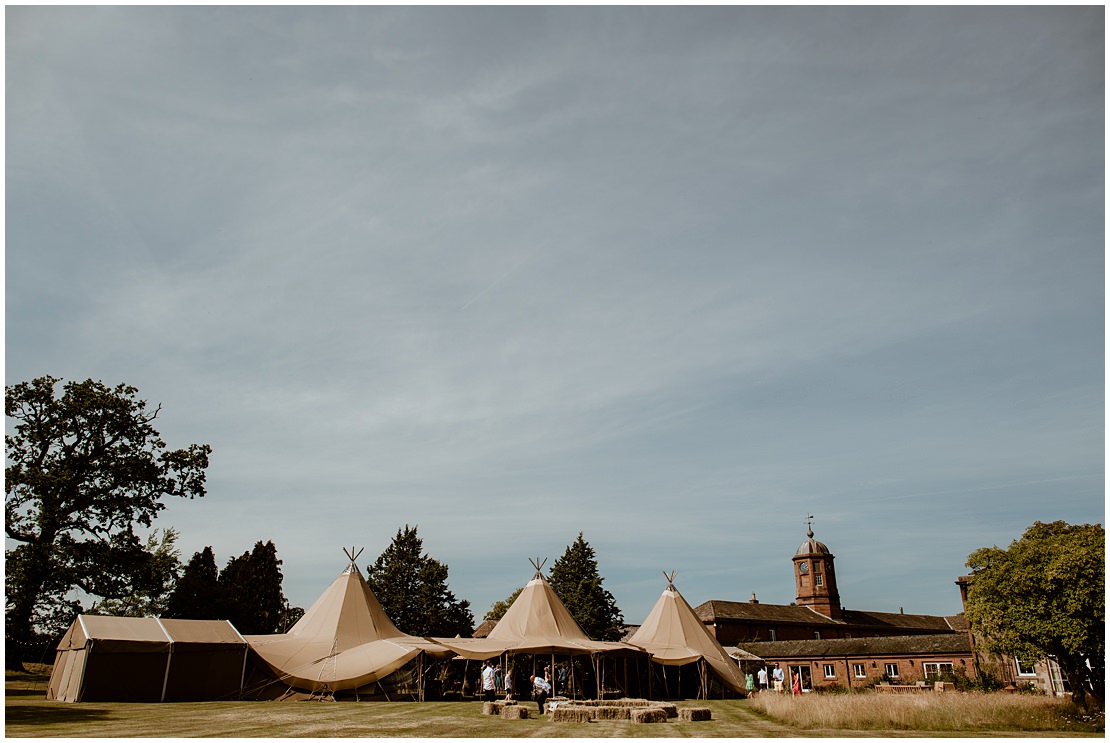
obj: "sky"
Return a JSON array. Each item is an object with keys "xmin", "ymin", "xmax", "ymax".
[{"xmin": 6, "ymin": 6, "xmax": 1104, "ymax": 626}]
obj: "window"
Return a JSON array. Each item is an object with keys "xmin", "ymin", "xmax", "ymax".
[
  {"xmin": 815, "ymin": 574, "xmax": 824, "ymax": 587},
  {"xmin": 769, "ymin": 629, "xmax": 776, "ymax": 642},
  {"xmin": 853, "ymin": 663, "xmax": 866, "ymax": 678},
  {"xmin": 885, "ymin": 663, "xmax": 900, "ymax": 678},
  {"xmin": 823, "ymin": 664, "xmax": 836, "ymax": 679},
  {"xmin": 813, "ymin": 561, "xmax": 821, "ymax": 572},
  {"xmin": 1015, "ymin": 659, "xmax": 1037, "ymax": 677},
  {"xmin": 923, "ymin": 662, "xmax": 954, "ymax": 679},
  {"xmin": 813, "ymin": 631, "xmax": 821, "ymax": 640},
  {"xmin": 845, "ymin": 633, "xmax": 852, "ymax": 639}
]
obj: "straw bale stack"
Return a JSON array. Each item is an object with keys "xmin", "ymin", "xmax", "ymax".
[
  {"xmin": 593, "ymin": 705, "xmax": 632, "ymax": 720},
  {"xmin": 630, "ymin": 707, "xmax": 668, "ymax": 724},
  {"xmin": 482, "ymin": 700, "xmax": 515, "ymax": 715},
  {"xmin": 502, "ymin": 705, "xmax": 529, "ymax": 720},
  {"xmin": 550, "ymin": 705, "xmax": 596, "ymax": 723},
  {"xmin": 679, "ymin": 707, "xmax": 712, "ymax": 721},
  {"xmin": 658, "ymin": 702, "xmax": 678, "ymax": 718}
]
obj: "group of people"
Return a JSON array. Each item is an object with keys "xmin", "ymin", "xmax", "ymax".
[
  {"xmin": 754, "ymin": 662, "xmax": 803, "ymax": 696},
  {"xmin": 479, "ymin": 660, "xmax": 555, "ymax": 715}
]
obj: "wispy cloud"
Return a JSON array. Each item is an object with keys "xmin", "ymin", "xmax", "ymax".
[{"xmin": 7, "ymin": 6, "xmax": 1102, "ymax": 621}]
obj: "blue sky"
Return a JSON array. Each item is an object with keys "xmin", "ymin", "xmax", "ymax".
[{"xmin": 6, "ymin": 6, "xmax": 1103, "ymax": 625}]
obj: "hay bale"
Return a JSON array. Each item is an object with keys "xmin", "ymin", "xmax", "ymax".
[
  {"xmin": 543, "ymin": 698, "xmax": 574, "ymax": 715},
  {"xmin": 657, "ymin": 703, "xmax": 678, "ymax": 718},
  {"xmin": 611, "ymin": 698, "xmax": 653, "ymax": 708},
  {"xmin": 481, "ymin": 702, "xmax": 499, "ymax": 716},
  {"xmin": 593, "ymin": 705, "xmax": 632, "ymax": 720},
  {"xmin": 501, "ymin": 705, "xmax": 529, "ymax": 720},
  {"xmin": 551, "ymin": 706, "xmax": 596, "ymax": 723},
  {"xmin": 678, "ymin": 707, "xmax": 712, "ymax": 721},
  {"xmin": 630, "ymin": 707, "xmax": 668, "ymax": 724}
]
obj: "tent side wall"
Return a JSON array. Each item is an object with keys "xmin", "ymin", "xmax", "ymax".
[
  {"xmin": 46, "ymin": 648, "xmax": 86, "ymax": 702},
  {"xmin": 163, "ymin": 645, "xmax": 248, "ymax": 701},
  {"xmin": 62, "ymin": 649, "xmax": 89, "ymax": 702},
  {"xmin": 78, "ymin": 647, "xmax": 169, "ymax": 702}
]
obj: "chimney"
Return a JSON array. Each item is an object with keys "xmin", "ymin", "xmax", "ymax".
[
  {"xmin": 899, "ymin": 607, "xmax": 904, "ymax": 614},
  {"xmin": 750, "ymin": 592, "xmax": 759, "ymax": 604}
]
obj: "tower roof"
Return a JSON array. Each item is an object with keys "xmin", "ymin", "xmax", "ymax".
[{"xmin": 794, "ymin": 521, "xmax": 833, "ymax": 557}]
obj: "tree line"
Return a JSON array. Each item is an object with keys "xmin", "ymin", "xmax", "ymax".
[{"xmin": 4, "ymin": 376, "xmax": 1103, "ymax": 713}]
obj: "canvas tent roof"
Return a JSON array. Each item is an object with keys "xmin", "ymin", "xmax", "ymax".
[
  {"xmin": 626, "ymin": 580, "xmax": 749, "ymax": 694},
  {"xmin": 46, "ymin": 615, "xmax": 247, "ymax": 703},
  {"xmin": 435, "ymin": 572, "xmax": 642, "ymax": 660},
  {"xmin": 246, "ymin": 562, "xmax": 452, "ymax": 693}
]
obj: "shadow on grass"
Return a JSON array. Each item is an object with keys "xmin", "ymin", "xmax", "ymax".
[
  {"xmin": 6, "ymin": 705, "xmax": 114, "ymax": 727},
  {"xmin": 6, "ymin": 688, "xmax": 50, "ymax": 698}
]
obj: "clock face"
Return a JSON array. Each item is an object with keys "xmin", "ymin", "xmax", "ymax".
[{"xmin": 799, "ymin": 562, "xmax": 809, "ymax": 574}]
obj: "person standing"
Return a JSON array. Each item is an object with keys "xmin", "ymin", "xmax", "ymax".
[
  {"xmin": 772, "ymin": 663, "xmax": 785, "ymax": 692},
  {"xmin": 481, "ymin": 660, "xmax": 497, "ymax": 703},
  {"xmin": 757, "ymin": 666, "xmax": 769, "ymax": 693},
  {"xmin": 791, "ymin": 670, "xmax": 802, "ymax": 697},
  {"xmin": 530, "ymin": 674, "xmax": 552, "ymax": 715}
]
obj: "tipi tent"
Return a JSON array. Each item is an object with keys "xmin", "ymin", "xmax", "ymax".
[
  {"xmin": 245, "ymin": 557, "xmax": 453, "ymax": 696},
  {"xmin": 434, "ymin": 564, "xmax": 637, "ymax": 660},
  {"xmin": 46, "ymin": 615, "xmax": 248, "ymax": 702},
  {"xmin": 627, "ymin": 573, "xmax": 749, "ymax": 695}
]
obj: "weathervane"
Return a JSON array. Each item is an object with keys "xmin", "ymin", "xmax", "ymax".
[{"xmin": 804, "ymin": 514, "xmax": 815, "ymax": 538}]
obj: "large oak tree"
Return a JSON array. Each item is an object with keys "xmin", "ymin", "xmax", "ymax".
[
  {"xmin": 5, "ymin": 377, "xmax": 210, "ymax": 668},
  {"xmin": 964, "ymin": 520, "xmax": 1104, "ymax": 712}
]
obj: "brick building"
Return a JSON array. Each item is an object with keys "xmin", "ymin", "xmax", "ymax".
[
  {"xmin": 696, "ymin": 522, "xmax": 977, "ymax": 689},
  {"xmin": 695, "ymin": 525, "xmax": 965, "ymax": 646}
]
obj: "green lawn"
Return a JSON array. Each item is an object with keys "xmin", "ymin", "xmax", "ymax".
[{"xmin": 6, "ymin": 668, "xmax": 1102, "ymax": 738}]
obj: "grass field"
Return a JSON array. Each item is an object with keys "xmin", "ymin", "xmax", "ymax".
[{"xmin": 7, "ymin": 666, "xmax": 1104, "ymax": 738}]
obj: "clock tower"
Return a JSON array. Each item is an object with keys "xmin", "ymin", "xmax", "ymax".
[{"xmin": 793, "ymin": 516, "xmax": 841, "ymax": 618}]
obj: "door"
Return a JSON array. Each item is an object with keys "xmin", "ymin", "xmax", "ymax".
[{"xmin": 787, "ymin": 664, "xmax": 812, "ymax": 692}]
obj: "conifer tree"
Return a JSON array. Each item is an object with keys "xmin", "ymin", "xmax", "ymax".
[
  {"xmin": 164, "ymin": 546, "xmax": 222, "ymax": 620},
  {"xmin": 366, "ymin": 525, "xmax": 474, "ymax": 637},
  {"xmin": 548, "ymin": 533, "xmax": 625, "ymax": 641},
  {"xmin": 219, "ymin": 540, "xmax": 286, "ymax": 635}
]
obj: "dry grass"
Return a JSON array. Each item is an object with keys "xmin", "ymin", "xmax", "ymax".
[{"xmin": 748, "ymin": 690, "xmax": 1104, "ymax": 733}]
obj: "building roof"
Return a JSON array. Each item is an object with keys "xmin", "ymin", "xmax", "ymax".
[
  {"xmin": 695, "ymin": 599, "xmax": 964, "ymax": 635},
  {"xmin": 736, "ymin": 633, "xmax": 972, "ymax": 659},
  {"xmin": 473, "ymin": 619, "xmax": 497, "ymax": 638},
  {"xmin": 696, "ymin": 600, "xmax": 843, "ymax": 625},
  {"xmin": 839, "ymin": 609, "xmax": 960, "ymax": 633}
]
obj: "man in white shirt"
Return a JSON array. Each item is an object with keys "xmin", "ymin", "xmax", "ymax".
[
  {"xmin": 530, "ymin": 674, "xmax": 552, "ymax": 714},
  {"xmin": 481, "ymin": 660, "xmax": 496, "ymax": 703}
]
